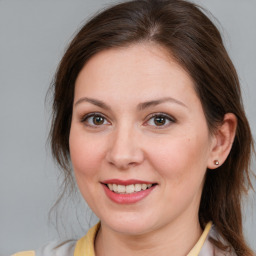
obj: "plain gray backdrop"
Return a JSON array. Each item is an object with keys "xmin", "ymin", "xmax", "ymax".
[{"xmin": 0, "ymin": 0, "xmax": 255, "ymax": 255}]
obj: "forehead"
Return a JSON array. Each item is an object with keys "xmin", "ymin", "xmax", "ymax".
[{"xmin": 74, "ymin": 43, "xmax": 197, "ymax": 105}]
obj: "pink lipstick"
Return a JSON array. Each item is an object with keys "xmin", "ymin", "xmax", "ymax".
[{"xmin": 101, "ymin": 179, "xmax": 157, "ymax": 204}]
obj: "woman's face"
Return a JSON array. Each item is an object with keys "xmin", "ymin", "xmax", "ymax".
[{"xmin": 69, "ymin": 44, "xmax": 215, "ymax": 235}]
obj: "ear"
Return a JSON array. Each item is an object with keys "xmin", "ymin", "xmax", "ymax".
[{"xmin": 207, "ymin": 113, "xmax": 237, "ymax": 169}]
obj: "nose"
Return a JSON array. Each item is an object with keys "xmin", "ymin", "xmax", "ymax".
[{"xmin": 106, "ymin": 125, "xmax": 144, "ymax": 170}]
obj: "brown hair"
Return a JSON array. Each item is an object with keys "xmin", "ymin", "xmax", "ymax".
[{"xmin": 49, "ymin": 0, "xmax": 254, "ymax": 254}]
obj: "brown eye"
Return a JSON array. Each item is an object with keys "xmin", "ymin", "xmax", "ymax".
[
  {"xmin": 81, "ymin": 113, "xmax": 110, "ymax": 127},
  {"xmin": 93, "ymin": 116, "xmax": 105, "ymax": 125},
  {"xmin": 145, "ymin": 113, "xmax": 175, "ymax": 128},
  {"xmin": 154, "ymin": 116, "xmax": 167, "ymax": 126}
]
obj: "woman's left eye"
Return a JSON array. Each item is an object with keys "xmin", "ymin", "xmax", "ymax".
[{"xmin": 145, "ymin": 113, "xmax": 175, "ymax": 128}]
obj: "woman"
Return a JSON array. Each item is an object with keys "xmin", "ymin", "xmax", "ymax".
[{"xmin": 13, "ymin": 0, "xmax": 254, "ymax": 255}]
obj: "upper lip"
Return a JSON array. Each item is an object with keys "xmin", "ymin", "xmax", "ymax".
[{"xmin": 101, "ymin": 179, "xmax": 156, "ymax": 185}]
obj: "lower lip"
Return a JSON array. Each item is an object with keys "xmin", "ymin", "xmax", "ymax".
[{"xmin": 102, "ymin": 184, "xmax": 156, "ymax": 204}]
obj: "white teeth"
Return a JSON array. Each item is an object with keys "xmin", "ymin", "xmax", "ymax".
[
  {"xmin": 107, "ymin": 183, "xmax": 154, "ymax": 194},
  {"xmin": 113, "ymin": 184, "xmax": 118, "ymax": 192},
  {"xmin": 134, "ymin": 184, "xmax": 142, "ymax": 192},
  {"xmin": 141, "ymin": 184, "xmax": 147, "ymax": 190},
  {"xmin": 117, "ymin": 185, "xmax": 126, "ymax": 193},
  {"xmin": 126, "ymin": 184, "xmax": 135, "ymax": 193}
]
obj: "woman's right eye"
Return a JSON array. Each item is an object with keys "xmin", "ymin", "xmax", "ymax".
[{"xmin": 81, "ymin": 113, "xmax": 110, "ymax": 127}]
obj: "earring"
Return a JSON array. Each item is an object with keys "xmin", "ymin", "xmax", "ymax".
[{"xmin": 214, "ymin": 160, "xmax": 219, "ymax": 165}]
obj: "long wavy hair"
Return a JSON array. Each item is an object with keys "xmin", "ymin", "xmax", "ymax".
[{"xmin": 49, "ymin": 0, "xmax": 255, "ymax": 255}]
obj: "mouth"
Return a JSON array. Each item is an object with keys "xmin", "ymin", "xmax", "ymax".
[
  {"xmin": 105, "ymin": 183, "xmax": 156, "ymax": 194},
  {"xmin": 101, "ymin": 179, "xmax": 157, "ymax": 204},
  {"xmin": 101, "ymin": 180, "xmax": 157, "ymax": 204}
]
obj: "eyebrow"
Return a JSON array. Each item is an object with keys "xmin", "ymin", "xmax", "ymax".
[
  {"xmin": 74, "ymin": 97, "xmax": 111, "ymax": 110},
  {"xmin": 137, "ymin": 97, "xmax": 187, "ymax": 110},
  {"xmin": 74, "ymin": 96, "xmax": 187, "ymax": 110}
]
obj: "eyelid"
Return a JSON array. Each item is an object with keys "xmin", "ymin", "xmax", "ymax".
[
  {"xmin": 80, "ymin": 112, "xmax": 175, "ymax": 129},
  {"xmin": 147, "ymin": 112, "xmax": 175, "ymax": 121},
  {"xmin": 143, "ymin": 112, "xmax": 176, "ymax": 127},
  {"xmin": 80, "ymin": 112, "xmax": 111, "ymax": 127}
]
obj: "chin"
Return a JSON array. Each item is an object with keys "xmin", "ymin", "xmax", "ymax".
[{"xmin": 101, "ymin": 212, "xmax": 158, "ymax": 236}]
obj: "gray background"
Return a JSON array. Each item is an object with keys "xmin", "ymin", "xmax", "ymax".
[{"xmin": 0, "ymin": 0, "xmax": 255, "ymax": 255}]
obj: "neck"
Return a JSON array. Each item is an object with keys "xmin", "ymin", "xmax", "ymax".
[{"xmin": 95, "ymin": 215, "xmax": 202, "ymax": 256}]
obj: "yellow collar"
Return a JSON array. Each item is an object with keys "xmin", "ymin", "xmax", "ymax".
[
  {"xmin": 74, "ymin": 222, "xmax": 212, "ymax": 256},
  {"xmin": 74, "ymin": 222, "xmax": 100, "ymax": 256},
  {"xmin": 187, "ymin": 221, "xmax": 212, "ymax": 256}
]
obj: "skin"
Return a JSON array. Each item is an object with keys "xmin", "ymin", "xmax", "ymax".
[{"xmin": 69, "ymin": 43, "xmax": 237, "ymax": 256}]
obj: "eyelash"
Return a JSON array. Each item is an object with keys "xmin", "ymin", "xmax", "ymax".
[
  {"xmin": 144, "ymin": 113, "xmax": 175, "ymax": 128},
  {"xmin": 80, "ymin": 112, "xmax": 110, "ymax": 128},
  {"xmin": 80, "ymin": 112, "xmax": 175, "ymax": 128}
]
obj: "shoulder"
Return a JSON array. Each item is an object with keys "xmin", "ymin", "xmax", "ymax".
[
  {"xmin": 199, "ymin": 225, "xmax": 237, "ymax": 256},
  {"xmin": 11, "ymin": 223, "xmax": 100, "ymax": 256},
  {"xmin": 36, "ymin": 239, "xmax": 77, "ymax": 256},
  {"xmin": 12, "ymin": 240, "xmax": 77, "ymax": 256},
  {"xmin": 12, "ymin": 252, "xmax": 35, "ymax": 256}
]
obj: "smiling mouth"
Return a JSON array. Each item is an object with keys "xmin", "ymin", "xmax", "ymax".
[{"xmin": 105, "ymin": 183, "xmax": 157, "ymax": 194}]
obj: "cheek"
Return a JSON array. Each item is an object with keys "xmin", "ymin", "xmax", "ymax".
[
  {"xmin": 146, "ymin": 133, "xmax": 210, "ymax": 184},
  {"xmin": 69, "ymin": 127, "xmax": 105, "ymax": 179},
  {"xmin": 146, "ymin": 134, "xmax": 210, "ymax": 215},
  {"xmin": 69, "ymin": 126, "xmax": 108, "ymax": 210}
]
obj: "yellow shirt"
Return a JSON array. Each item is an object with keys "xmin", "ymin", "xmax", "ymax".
[{"xmin": 12, "ymin": 222, "xmax": 213, "ymax": 256}]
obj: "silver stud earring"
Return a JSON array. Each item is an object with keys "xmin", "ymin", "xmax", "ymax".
[{"xmin": 214, "ymin": 160, "xmax": 219, "ymax": 165}]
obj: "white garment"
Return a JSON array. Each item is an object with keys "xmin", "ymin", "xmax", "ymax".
[
  {"xmin": 199, "ymin": 226, "xmax": 237, "ymax": 256},
  {"xmin": 14, "ymin": 224, "xmax": 237, "ymax": 256},
  {"xmin": 35, "ymin": 240, "xmax": 76, "ymax": 256}
]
